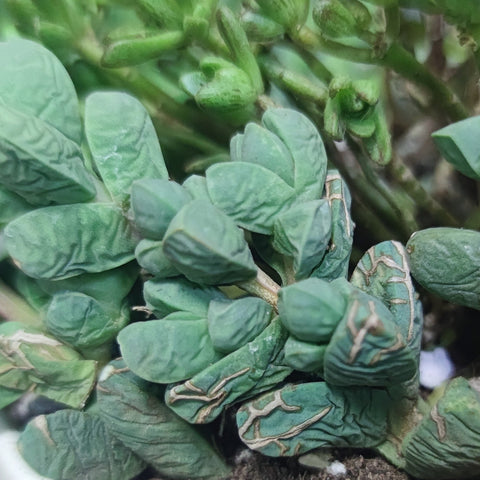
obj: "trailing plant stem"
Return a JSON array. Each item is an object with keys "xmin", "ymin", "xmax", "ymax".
[{"xmin": 238, "ymin": 269, "xmax": 280, "ymax": 312}]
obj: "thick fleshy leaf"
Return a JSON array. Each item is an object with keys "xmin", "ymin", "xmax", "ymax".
[
  {"xmin": 273, "ymin": 199, "xmax": 332, "ymax": 280},
  {"xmin": 406, "ymin": 227, "xmax": 480, "ymax": 310},
  {"xmin": 0, "ymin": 187, "xmax": 31, "ymax": 226},
  {"xmin": 18, "ymin": 410, "xmax": 145, "ymax": 480},
  {"xmin": 278, "ymin": 277, "xmax": 349, "ymax": 343},
  {"xmin": 144, "ymin": 277, "xmax": 226, "ymax": 318},
  {"xmin": 207, "ymin": 297, "xmax": 273, "ymax": 353},
  {"xmin": 131, "ymin": 178, "xmax": 191, "ymax": 240},
  {"xmin": 261, "ymin": 108, "xmax": 327, "ymax": 200},
  {"xmin": 0, "ymin": 103, "xmax": 95, "ymax": 206},
  {"xmin": 206, "ymin": 162, "xmax": 295, "ymax": 234},
  {"xmin": 403, "ymin": 377, "xmax": 480, "ymax": 479},
  {"xmin": 165, "ymin": 319, "xmax": 291, "ymax": 423},
  {"xmin": 0, "ymin": 38, "xmax": 82, "ymax": 143},
  {"xmin": 45, "ymin": 292, "xmax": 129, "ymax": 349},
  {"xmin": 283, "ymin": 336, "xmax": 326, "ymax": 373},
  {"xmin": 0, "ymin": 322, "xmax": 96, "ymax": 409},
  {"xmin": 351, "ymin": 240, "xmax": 422, "ymax": 350},
  {"xmin": 432, "ymin": 116, "xmax": 480, "ymax": 180},
  {"xmin": 163, "ymin": 200, "xmax": 257, "ymax": 284},
  {"xmin": 237, "ymin": 382, "xmax": 389, "ymax": 456},
  {"xmin": 182, "ymin": 174, "xmax": 211, "ymax": 200},
  {"xmin": 135, "ymin": 238, "xmax": 179, "ymax": 277},
  {"xmin": 311, "ymin": 171, "xmax": 354, "ymax": 280},
  {"xmin": 5, "ymin": 203, "xmax": 138, "ymax": 280},
  {"xmin": 96, "ymin": 359, "xmax": 231, "ymax": 479},
  {"xmin": 119, "ymin": 315, "xmax": 222, "ymax": 383},
  {"xmin": 231, "ymin": 122, "xmax": 294, "ymax": 186},
  {"xmin": 324, "ymin": 290, "xmax": 417, "ymax": 387},
  {"xmin": 85, "ymin": 92, "xmax": 168, "ymax": 205}
]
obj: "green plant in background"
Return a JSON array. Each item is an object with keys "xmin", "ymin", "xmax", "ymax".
[{"xmin": 1, "ymin": 1, "xmax": 480, "ymax": 479}]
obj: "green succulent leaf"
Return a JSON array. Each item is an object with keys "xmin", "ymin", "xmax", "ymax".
[
  {"xmin": 237, "ymin": 382, "xmax": 390, "ymax": 456},
  {"xmin": 163, "ymin": 200, "xmax": 257, "ymax": 284},
  {"xmin": 119, "ymin": 314, "xmax": 222, "ymax": 384},
  {"xmin": 273, "ymin": 199, "xmax": 332, "ymax": 280},
  {"xmin": 278, "ymin": 277, "xmax": 349, "ymax": 343},
  {"xmin": 45, "ymin": 292, "xmax": 129, "ymax": 349},
  {"xmin": 406, "ymin": 227, "xmax": 480, "ymax": 310},
  {"xmin": 206, "ymin": 162, "xmax": 296, "ymax": 234},
  {"xmin": 261, "ymin": 108, "xmax": 328, "ymax": 200},
  {"xmin": 144, "ymin": 277, "xmax": 226, "ymax": 318},
  {"xmin": 5, "ymin": 203, "xmax": 138, "ymax": 280},
  {"xmin": 256, "ymin": 0, "xmax": 309, "ymax": 32},
  {"xmin": 283, "ymin": 336, "xmax": 327, "ymax": 373},
  {"xmin": 96, "ymin": 358, "xmax": 231, "ymax": 479},
  {"xmin": 131, "ymin": 178, "xmax": 191, "ymax": 240},
  {"xmin": 403, "ymin": 377, "xmax": 480, "ymax": 479},
  {"xmin": 0, "ymin": 322, "xmax": 96, "ymax": 409},
  {"xmin": 0, "ymin": 38, "xmax": 82, "ymax": 143},
  {"xmin": 18, "ymin": 410, "xmax": 145, "ymax": 480},
  {"xmin": 311, "ymin": 171, "xmax": 354, "ymax": 280},
  {"xmin": 351, "ymin": 240, "xmax": 422, "ymax": 351},
  {"xmin": 0, "ymin": 187, "xmax": 31, "ymax": 226},
  {"xmin": 182, "ymin": 174, "xmax": 211, "ymax": 200},
  {"xmin": 85, "ymin": 92, "xmax": 168, "ymax": 205},
  {"xmin": 231, "ymin": 122, "xmax": 295, "ymax": 187},
  {"xmin": 165, "ymin": 318, "xmax": 291, "ymax": 423},
  {"xmin": 135, "ymin": 238, "xmax": 179, "ymax": 277},
  {"xmin": 0, "ymin": 103, "xmax": 95, "ymax": 206},
  {"xmin": 207, "ymin": 296, "xmax": 273, "ymax": 353},
  {"xmin": 432, "ymin": 116, "xmax": 480, "ymax": 180},
  {"xmin": 324, "ymin": 290, "xmax": 417, "ymax": 387}
]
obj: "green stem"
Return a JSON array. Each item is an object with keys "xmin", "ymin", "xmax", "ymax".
[
  {"xmin": 0, "ymin": 279, "xmax": 42, "ymax": 329},
  {"xmin": 388, "ymin": 153, "xmax": 459, "ymax": 227},
  {"xmin": 237, "ymin": 269, "xmax": 280, "ymax": 312},
  {"xmin": 380, "ymin": 43, "xmax": 469, "ymax": 122}
]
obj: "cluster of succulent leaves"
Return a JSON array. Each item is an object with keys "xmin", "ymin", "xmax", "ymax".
[{"xmin": 2, "ymin": 1, "xmax": 480, "ymax": 480}]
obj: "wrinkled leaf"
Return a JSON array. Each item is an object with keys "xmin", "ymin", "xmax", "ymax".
[
  {"xmin": 5, "ymin": 203, "xmax": 138, "ymax": 280},
  {"xmin": 283, "ymin": 336, "xmax": 326, "ymax": 373},
  {"xmin": 144, "ymin": 277, "xmax": 226, "ymax": 318},
  {"xmin": 0, "ymin": 187, "xmax": 31, "ymax": 226},
  {"xmin": 119, "ymin": 314, "xmax": 222, "ymax": 383},
  {"xmin": 163, "ymin": 200, "xmax": 257, "ymax": 284},
  {"xmin": 85, "ymin": 92, "xmax": 168, "ymax": 205},
  {"xmin": 18, "ymin": 410, "xmax": 145, "ymax": 480},
  {"xmin": 207, "ymin": 296, "xmax": 272, "ymax": 353},
  {"xmin": 278, "ymin": 277, "xmax": 349, "ymax": 343},
  {"xmin": 261, "ymin": 108, "xmax": 327, "ymax": 200},
  {"xmin": 131, "ymin": 178, "xmax": 191, "ymax": 240},
  {"xmin": 311, "ymin": 171, "xmax": 354, "ymax": 280},
  {"xmin": 237, "ymin": 382, "xmax": 389, "ymax": 456},
  {"xmin": 96, "ymin": 358, "xmax": 231, "ymax": 479},
  {"xmin": 324, "ymin": 290, "xmax": 417, "ymax": 387},
  {"xmin": 273, "ymin": 199, "xmax": 332, "ymax": 280},
  {"xmin": 45, "ymin": 292, "xmax": 129, "ymax": 349},
  {"xmin": 0, "ymin": 38, "xmax": 82, "ymax": 143},
  {"xmin": 135, "ymin": 238, "xmax": 179, "ymax": 277},
  {"xmin": 182, "ymin": 174, "xmax": 211, "ymax": 200},
  {"xmin": 0, "ymin": 103, "xmax": 95, "ymax": 205},
  {"xmin": 206, "ymin": 162, "xmax": 295, "ymax": 234},
  {"xmin": 165, "ymin": 318, "xmax": 291, "ymax": 423},
  {"xmin": 406, "ymin": 227, "xmax": 480, "ymax": 310},
  {"xmin": 403, "ymin": 377, "xmax": 480, "ymax": 479},
  {"xmin": 0, "ymin": 322, "xmax": 96, "ymax": 409}
]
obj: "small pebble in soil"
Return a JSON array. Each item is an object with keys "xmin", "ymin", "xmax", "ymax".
[
  {"xmin": 326, "ymin": 460, "xmax": 347, "ymax": 476},
  {"xmin": 419, "ymin": 347, "xmax": 455, "ymax": 389}
]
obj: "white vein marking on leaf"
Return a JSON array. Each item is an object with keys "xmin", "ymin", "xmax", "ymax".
[
  {"xmin": 325, "ymin": 177, "xmax": 352, "ymax": 237},
  {"xmin": 33, "ymin": 415, "xmax": 56, "ymax": 447},
  {"xmin": 241, "ymin": 394, "xmax": 332, "ymax": 455},
  {"xmin": 430, "ymin": 404, "xmax": 447, "ymax": 442},
  {"xmin": 238, "ymin": 390, "xmax": 300, "ymax": 438},
  {"xmin": 370, "ymin": 332, "xmax": 405, "ymax": 365},
  {"xmin": 348, "ymin": 300, "xmax": 383, "ymax": 363},
  {"xmin": 168, "ymin": 367, "xmax": 251, "ymax": 422}
]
